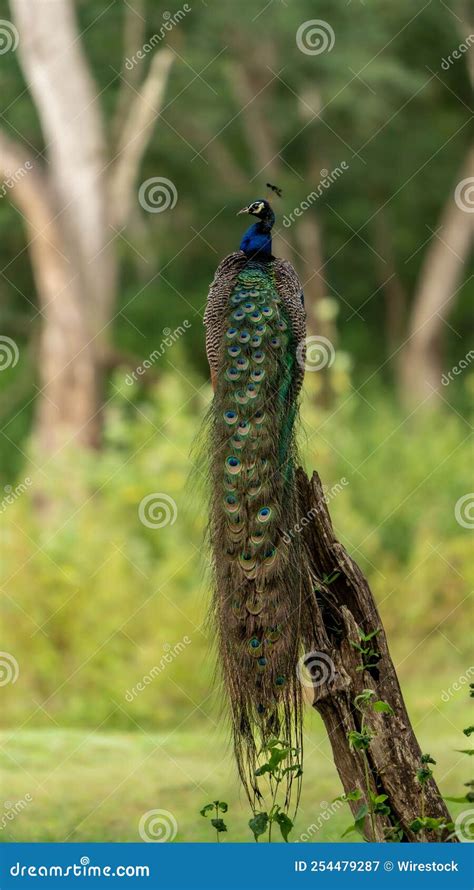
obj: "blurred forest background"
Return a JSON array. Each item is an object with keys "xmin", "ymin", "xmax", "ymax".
[{"xmin": 0, "ymin": 0, "xmax": 472, "ymax": 841}]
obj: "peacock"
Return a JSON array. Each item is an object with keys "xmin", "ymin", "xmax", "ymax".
[{"xmin": 203, "ymin": 190, "xmax": 313, "ymax": 807}]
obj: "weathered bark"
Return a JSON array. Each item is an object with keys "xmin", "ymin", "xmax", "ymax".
[
  {"xmin": 297, "ymin": 468, "xmax": 455, "ymax": 842},
  {"xmin": 399, "ymin": 146, "xmax": 473, "ymax": 404}
]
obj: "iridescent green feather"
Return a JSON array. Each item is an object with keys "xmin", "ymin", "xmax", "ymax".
[{"xmin": 208, "ymin": 261, "xmax": 308, "ymax": 808}]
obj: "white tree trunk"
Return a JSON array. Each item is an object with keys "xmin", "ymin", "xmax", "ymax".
[
  {"xmin": 11, "ymin": 0, "xmax": 116, "ymax": 339},
  {"xmin": 400, "ymin": 147, "xmax": 473, "ymax": 403},
  {"xmin": 6, "ymin": 0, "xmax": 173, "ymax": 454},
  {"xmin": 0, "ymin": 133, "xmax": 101, "ymax": 452}
]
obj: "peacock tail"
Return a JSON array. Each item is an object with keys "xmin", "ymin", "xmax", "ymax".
[{"xmin": 204, "ymin": 253, "xmax": 312, "ymax": 807}]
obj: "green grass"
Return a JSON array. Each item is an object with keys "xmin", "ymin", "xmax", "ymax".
[{"xmin": 0, "ymin": 709, "xmax": 468, "ymax": 843}]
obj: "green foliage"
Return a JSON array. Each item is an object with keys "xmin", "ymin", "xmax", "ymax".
[
  {"xmin": 200, "ymin": 801, "xmax": 228, "ymax": 841},
  {"xmin": 248, "ymin": 812, "xmax": 269, "ymax": 842},
  {"xmin": 248, "ymin": 738, "xmax": 300, "ymax": 842},
  {"xmin": 0, "ymin": 379, "xmax": 471, "ymax": 731}
]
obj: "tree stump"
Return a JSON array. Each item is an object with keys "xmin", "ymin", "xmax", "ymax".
[{"xmin": 296, "ymin": 468, "xmax": 455, "ymax": 842}]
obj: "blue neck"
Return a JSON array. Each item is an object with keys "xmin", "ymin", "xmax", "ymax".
[{"xmin": 239, "ymin": 220, "xmax": 273, "ymax": 259}]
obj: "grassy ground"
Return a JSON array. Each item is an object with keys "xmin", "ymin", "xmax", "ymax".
[{"xmin": 0, "ymin": 706, "xmax": 468, "ymax": 843}]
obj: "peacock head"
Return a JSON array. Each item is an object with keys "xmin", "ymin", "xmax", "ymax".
[
  {"xmin": 237, "ymin": 199, "xmax": 275, "ymax": 225},
  {"xmin": 237, "ymin": 198, "xmax": 275, "ymax": 230}
]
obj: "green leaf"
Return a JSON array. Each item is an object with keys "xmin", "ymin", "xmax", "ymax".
[
  {"xmin": 248, "ymin": 812, "xmax": 269, "ymax": 842},
  {"xmin": 416, "ymin": 767, "xmax": 433, "ymax": 784},
  {"xmin": 254, "ymin": 763, "xmax": 272, "ymax": 776},
  {"xmin": 218, "ymin": 802, "xmax": 228, "ymax": 813},
  {"xmin": 211, "ymin": 818, "xmax": 227, "ymax": 833},
  {"xmin": 268, "ymin": 745, "xmax": 291, "ymax": 770},
  {"xmin": 275, "ymin": 811, "xmax": 293, "ymax": 842},
  {"xmin": 420, "ymin": 753, "xmax": 436, "ymax": 765},
  {"xmin": 456, "ymin": 749, "xmax": 474, "ymax": 756},
  {"xmin": 348, "ymin": 729, "xmax": 372, "ymax": 751},
  {"xmin": 200, "ymin": 804, "xmax": 214, "ymax": 817},
  {"xmin": 341, "ymin": 823, "xmax": 358, "ymax": 838},
  {"xmin": 281, "ymin": 764, "xmax": 303, "ymax": 777},
  {"xmin": 354, "ymin": 803, "xmax": 369, "ymax": 837},
  {"xmin": 463, "ymin": 726, "xmax": 474, "ymax": 737},
  {"xmin": 372, "ymin": 700, "xmax": 394, "ymax": 715},
  {"xmin": 358, "ymin": 628, "xmax": 380, "ymax": 642},
  {"xmin": 444, "ymin": 795, "xmax": 470, "ymax": 803},
  {"xmin": 334, "ymin": 789, "xmax": 363, "ymax": 803}
]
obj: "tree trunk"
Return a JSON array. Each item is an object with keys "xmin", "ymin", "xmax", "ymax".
[
  {"xmin": 399, "ymin": 146, "xmax": 473, "ymax": 405},
  {"xmin": 6, "ymin": 0, "xmax": 173, "ymax": 455},
  {"xmin": 0, "ymin": 133, "xmax": 101, "ymax": 453},
  {"xmin": 297, "ymin": 468, "xmax": 456, "ymax": 842}
]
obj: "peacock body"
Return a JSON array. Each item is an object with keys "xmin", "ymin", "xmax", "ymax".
[{"xmin": 203, "ymin": 197, "xmax": 312, "ymax": 805}]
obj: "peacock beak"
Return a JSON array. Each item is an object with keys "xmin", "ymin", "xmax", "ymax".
[{"xmin": 237, "ymin": 206, "xmax": 250, "ymax": 215}]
